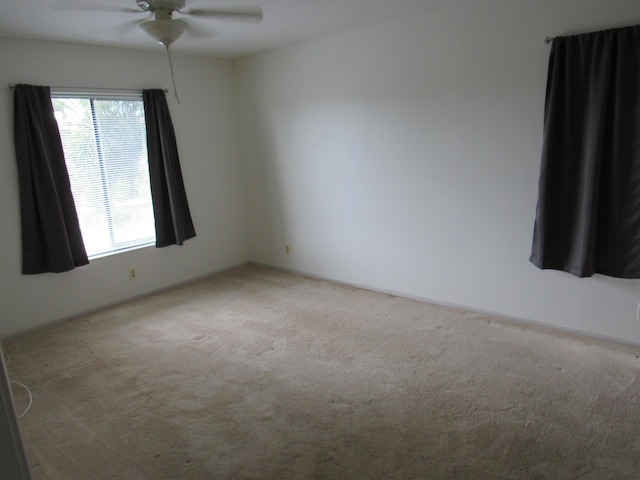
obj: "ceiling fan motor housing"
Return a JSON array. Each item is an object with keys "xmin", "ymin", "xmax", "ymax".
[{"xmin": 136, "ymin": 0, "xmax": 186, "ymax": 12}]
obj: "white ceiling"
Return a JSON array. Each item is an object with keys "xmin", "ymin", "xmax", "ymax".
[{"xmin": 0, "ymin": 0, "xmax": 457, "ymax": 58}]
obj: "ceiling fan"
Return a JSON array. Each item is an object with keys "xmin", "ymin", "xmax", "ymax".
[
  {"xmin": 58, "ymin": 1, "xmax": 264, "ymax": 103},
  {"xmin": 132, "ymin": 0, "xmax": 264, "ymax": 48}
]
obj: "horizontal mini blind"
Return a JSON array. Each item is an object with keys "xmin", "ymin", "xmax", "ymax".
[{"xmin": 52, "ymin": 94, "xmax": 156, "ymax": 258}]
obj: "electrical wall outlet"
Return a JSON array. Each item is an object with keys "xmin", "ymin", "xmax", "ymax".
[
  {"xmin": 129, "ymin": 268, "xmax": 137, "ymax": 280},
  {"xmin": 285, "ymin": 245, "xmax": 291, "ymax": 254}
]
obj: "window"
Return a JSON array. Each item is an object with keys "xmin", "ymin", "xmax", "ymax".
[{"xmin": 52, "ymin": 94, "xmax": 156, "ymax": 258}]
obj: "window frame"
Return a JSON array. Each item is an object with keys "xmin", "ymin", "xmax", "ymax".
[{"xmin": 51, "ymin": 90, "xmax": 156, "ymax": 259}]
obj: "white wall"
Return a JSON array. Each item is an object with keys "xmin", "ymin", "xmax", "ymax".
[
  {"xmin": 4, "ymin": 1, "xmax": 640, "ymax": 346},
  {"xmin": 235, "ymin": 0, "xmax": 640, "ymax": 345},
  {"xmin": 0, "ymin": 38, "xmax": 248, "ymax": 337}
]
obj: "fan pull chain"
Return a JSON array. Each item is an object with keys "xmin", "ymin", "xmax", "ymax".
[{"xmin": 164, "ymin": 43, "xmax": 181, "ymax": 104}]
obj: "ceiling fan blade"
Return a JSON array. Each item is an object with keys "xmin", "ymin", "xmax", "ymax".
[
  {"xmin": 181, "ymin": 7, "xmax": 263, "ymax": 22},
  {"xmin": 113, "ymin": 18, "xmax": 146, "ymax": 35},
  {"xmin": 53, "ymin": 0, "xmax": 143, "ymax": 13},
  {"xmin": 184, "ymin": 21, "xmax": 214, "ymax": 40}
]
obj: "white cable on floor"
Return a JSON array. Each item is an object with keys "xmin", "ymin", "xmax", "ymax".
[
  {"xmin": 3, "ymin": 351, "xmax": 34, "ymax": 419},
  {"xmin": 10, "ymin": 380, "xmax": 33, "ymax": 419}
]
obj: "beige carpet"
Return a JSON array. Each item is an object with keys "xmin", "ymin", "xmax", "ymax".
[{"xmin": 4, "ymin": 264, "xmax": 640, "ymax": 479}]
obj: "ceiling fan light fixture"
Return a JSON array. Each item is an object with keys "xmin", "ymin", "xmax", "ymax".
[{"xmin": 140, "ymin": 18, "xmax": 187, "ymax": 46}]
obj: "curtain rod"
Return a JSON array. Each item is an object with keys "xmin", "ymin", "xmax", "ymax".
[
  {"xmin": 545, "ymin": 36, "xmax": 555, "ymax": 44},
  {"xmin": 8, "ymin": 84, "xmax": 168, "ymax": 94}
]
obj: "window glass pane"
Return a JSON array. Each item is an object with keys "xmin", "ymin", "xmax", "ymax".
[{"xmin": 52, "ymin": 96, "xmax": 156, "ymax": 258}]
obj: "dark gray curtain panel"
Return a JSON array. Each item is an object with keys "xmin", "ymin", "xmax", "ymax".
[
  {"xmin": 13, "ymin": 84, "xmax": 89, "ymax": 274},
  {"xmin": 143, "ymin": 89, "xmax": 196, "ymax": 247},
  {"xmin": 530, "ymin": 25, "xmax": 640, "ymax": 278}
]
